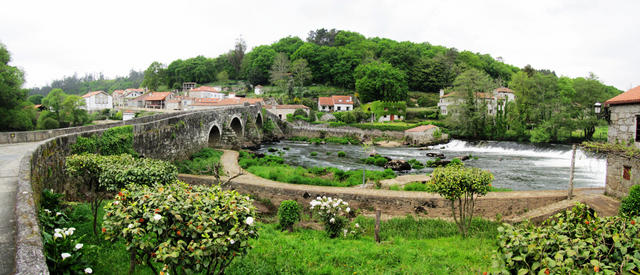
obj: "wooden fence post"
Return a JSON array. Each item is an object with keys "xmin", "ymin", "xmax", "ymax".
[
  {"xmin": 568, "ymin": 144, "xmax": 577, "ymax": 199},
  {"xmin": 375, "ymin": 209, "xmax": 381, "ymax": 243}
]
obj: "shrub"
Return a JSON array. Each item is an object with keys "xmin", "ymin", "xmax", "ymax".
[
  {"xmin": 278, "ymin": 200, "xmax": 301, "ymax": 232},
  {"xmin": 620, "ymin": 184, "xmax": 640, "ymax": 217},
  {"xmin": 337, "ymin": 151, "xmax": 346, "ymax": 157},
  {"xmin": 103, "ymin": 182, "xmax": 258, "ymax": 274},
  {"xmin": 493, "ymin": 203, "xmax": 640, "ymax": 274},
  {"xmin": 430, "ymin": 164, "xmax": 493, "ymax": 237},
  {"xmin": 268, "ymin": 147, "xmax": 278, "ymax": 152},
  {"xmin": 174, "ymin": 148, "xmax": 224, "ymax": 175},
  {"xmin": 403, "ymin": 182, "xmax": 436, "ymax": 192},
  {"xmin": 262, "ymin": 118, "xmax": 275, "ymax": 135},
  {"xmin": 293, "ymin": 108, "xmax": 308, "ymax": 117},
  {"xmin": 41, "ymin": 188, "xmax": 65, "ymax": 212},
  {"xmin": 41, "ymin": 117, "xmax": 60, "ymax": 129},
  {"xmin": 66, "ymin": 153, "xmax": 177, "ymax": 235},
  {"xmin": 310, "ymin": 151, "xmax": 318, "ymax": 156},
  {"xmin": 70, "ymin": 125, "xmax": 136, "ymax": 156},
  {"xmin": 310, "ymin": 196, "xmax": 355, "ymax": 238}
]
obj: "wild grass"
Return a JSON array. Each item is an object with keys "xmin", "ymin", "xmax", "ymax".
[
  {"xmin": 174, "ymin": 148, "xmax": 223, "ymax": 175},
  {"xmin": 390, "ymin": 182, "xmax": 512, "ymax": 192}
]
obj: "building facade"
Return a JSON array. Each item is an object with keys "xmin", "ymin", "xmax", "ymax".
[
  {"xmin": 265, "ymin": 104, "xmax": 310, "ymax": 120},
  {"xmin": 438, "ymin": 87, "xmax": 515, "ymax": 116},
  {"xmin": 318, "ymin": 95, "xmax": 353, "ymax": 112},
  {"xmin": 82, "ymin": 91, "xmax": 113, "ymax": 111}
]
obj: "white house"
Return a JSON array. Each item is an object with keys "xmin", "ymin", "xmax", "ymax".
[
  {"xmin": 438, "ymin": 87, "xmax": 515, "ymax": 116},
  {"xmin": 82, "ymin": 91, "xmax": 113, "ymax": 111},
  {"xmin": 122, "ymin": 111, "xmax": 136, "ymax": 121},
  {"xmin": 189, "ymin": 86, "xmax": 225, "ymax": 99},
  {"xmin": 318, "ymin": 95, "xmax": 353, "ymax": 112},
  {"xmin": 254, "ymin": 85, "xmax": 264, "ymax": 95}
]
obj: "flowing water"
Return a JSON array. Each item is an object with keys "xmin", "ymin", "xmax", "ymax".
[{"xmin": 255, "ymin": 139, "xmax": 606, "ymax": 191}]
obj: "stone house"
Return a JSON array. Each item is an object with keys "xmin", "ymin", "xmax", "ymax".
[
  {"xmin": 265, "ymin": 104, "xmax": 310, "ymax": 120},
  {"xmin": 603, "ymin": 85, "xmax": 640, "ymax": 198},
  {"xmin": 81, "ymin": 91, "xmax": 113, "ymax": 111},
  {"xmin": 318, "ymin": 95, "xmax": 353, "ymax": 112},
  {"xmin": 438, "ymin": 87, "xmax": 515, "ymax": 116},
  {"xmin": 404, "ymin": 124, "xmax": 447, "ymax": 146}
]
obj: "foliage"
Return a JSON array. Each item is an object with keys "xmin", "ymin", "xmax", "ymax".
[
  {"xmin": 493, "ymin": 203, "xmax": 640, "ymax": 274},
  {"xmin": 309, "ymin": 196, "xmax": 358, "ymax": 238},
  {"xmin": 71, "ymin": 125, "xmax": 135, "ymax": 156},
  {"xmin": 288, "ymin": 136, "xmax": 361, "ymax": 145},
  {"xmin": 238, "ymin": 151, "xmax": 395, "ymax": 187},
  {"xmin": 174, "ymin": 148, "xmax": 224, "ymax": 175},
  {"xmin": 43, "ymin": 226, "xmax": 93, "ymax": 274},
  {"xmin": 0, "ymin": 44, "xmax": 35, "ymax": 130},
  {"xmin": 243, "ymin": 45, "xmax": 277, "ymax": 86},
  {"xmin": 141, "ymin": 61, "xmax": 166, "ymax": 91},
  {"xmin": 261, "ymin": 117, "xmax": 276, "ymax": 135},
  {"xmin": 277, "ymin": 200, "xmax": 301, "ymax": 232},
  {"xmin": 29, "ymin": 70, "xmax": 144, "ymax": 96},
  {"xmin": 582, "ymin": 141, "xmax": 640, "ymax": 158},
  {"xmin": 430, "ymin": 164, "xmax": 493, "ymax": 237},
  {"xmin": 620, "ymin": 184, "xmax": 640, "ymax": 217},
  {"xmin": 102, "ymin": 181, "xmax": 258, "ymax": 275},
  {"xmin": 41, "ymin": 188, "xmax": 65, "ymax": 212},
  {"xmin": 369, "ymin": 101, "xmax": 407, "ymax": 120},
  {"xmin": 337, "ymin": 151, "xmax": 346, "ymax": 157},
  {"xmin": 407, "ymin": 159, "xmax": 425, "ymax": 169},
  {"xmin": 28, "ymin": 94, "xmax": 44, "ymax": 105},
  {"xmin": 362, "ymin": 155, "xmax": 389, "ymax": 167},
  {"xmin": 355, "ymin": 62, "xmax": 408, "ymax": 103},
  {"xmin": 310, "ymin": 151, "xmax": 318, "ymax": 156}
]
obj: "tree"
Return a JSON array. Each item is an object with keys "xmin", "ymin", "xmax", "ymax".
[
  {"xmin": 269, "ymin": 53, "xmax": 291, "ymax": 93},
  {"xmin": 447, "ymin": 68, "xmax": 497, "ymax": 138},
  {"xmin": 216, "ymin": 71, "xmax": 229, "ymax": 83},
  {"xmin": 41, "ymin": 88, "xmax": 67, "ymax": 124},
  {"xmin": 229, "ymin": 37, "xmax": 247, "ymax": 78},
  {"xmin": 431, "ymin": 163, "xmax": 493, "ymax": 237},
  {"xmin": 0, "ymin": 43, "xmax": 36, "ymax": 131},
  {"xmin": 61, "ymin": 95, "xmax": 89, "ymax": 126},
  {"xmin": 141, "ymin": 61, "xmax": 166, "ymax": 91},
  {"xmin": 410, "ymin": 53, "xmax": 456, "ymax": 92},
  {"xmin": 243, "ymin": 45, "xmax": 276, "ymax": 86},
  {"xmin": 307, "ymin": 28, "xmax": 339, "ymax": 46},
  {"xmin": 291, "ymin": 58, "xmax": 312, "ymax": 89},
  {"xmin": 28, "ymin": 94, "xmax": 43, "ymax": 105},
  {"xmin": 354, "ymin": 62, "xmax": 408, "ymax": 103}
]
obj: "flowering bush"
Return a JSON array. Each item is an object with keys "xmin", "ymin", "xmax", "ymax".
[
  {"xmin": 102, "ymin": 181, "xmax": 258, "ymax": 274},
  {"xmin": 43, "ymin": 227, "xmax": 93, "ymax": 274},
  {"xmin": 493, "ymin": 203, "xmax": 640, "ymax": 274},
  {"xmin": 39, "ymin": 208, "xmax": 69, "ymax": 235},
  {"xmin": 278, "ymin": 200, "xmax": 301, "ymax": 232},
  {"xmin": 310, "ymin": 196, "xmax": 359, "ymax": 238}
]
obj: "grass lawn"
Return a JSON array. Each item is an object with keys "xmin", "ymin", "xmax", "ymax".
[
  {"xmin": 570, "ymin": 125, "xmax": 607, "ymax": 142},
  {"xmin": 63, "ymin": 202, "xmax": 499, "ymax": 274}
]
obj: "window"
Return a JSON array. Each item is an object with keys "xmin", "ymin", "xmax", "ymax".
[
  {"xmin": 346, "ymin": 107, "xmax": 350, "ymax": 110},
  {"xmin": 278, "ymin": 114, "xmax": 282, "ymax": 119},
  {"xmin": 337, "ymin": 106, "xmax": 341, "ymax": 111},
  {"xmin": 624, "ymin": 166, "xmax": 631, "ymax": 180},
  {"xmin": 636, "ymin": 116, "xmax": 640, "ymax": 142}
]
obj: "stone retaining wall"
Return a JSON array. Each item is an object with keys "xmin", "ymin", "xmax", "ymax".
[
  {"xmin": 287, "ymin": 125, "xmax": 405, "ymax": 140},
  {"xmin": 178, "ymin": 174, "xmax": 569, "ymax": 219},
  {"xmin": 605, "ymin": 154, "xmax": 640, "ymax": 199}
]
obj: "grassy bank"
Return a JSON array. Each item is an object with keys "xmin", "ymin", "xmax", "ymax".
[
  {"xmin": 287, "ymin": 135, "xmax": 361, "ymax": 145},
  {"xmin": 174, "ymin": 148, "xmax": 223, "ymax": 175},
  {"xmin": 390, "ymin": 181, "xmax": 511, "ymax": 192},
  {"xmin": 61, "ymin": 201, "xmax": 499, "ymax": 274},
  {"xmin": 239, "ymin": 151, "xmax": 395, "ymax": 187}
]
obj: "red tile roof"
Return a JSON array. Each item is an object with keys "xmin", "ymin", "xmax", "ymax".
[
  {"xmin": 318, "ymin": 95, "xmax": 353, "ymax": 106},
  {"xmin": 495, "ymin": 87, "xmax": 514, "ymax": 93},
  {"xmin": 191, "ymin": 86, "xmax": 220, "ymax": 92},
  {"xmin": 112, "ymin": 89, "xmax": 125, "ymax": 96},
  {"xmin": 405, "ymin": 124, "xmax": 437, "ymax": 133},
  {"xmin": 82, "ymin": 91, "xmax": 106, "ymax": 98},
  {"xmin": 144, "ymin": 92, "xmax": 172, "ymax": 101},
  {"xmin": 605, "ymin": 86, "xmax": 640, "ymax": 106},
  {"xmin": 125, "ymin": 88, "xmax": 145, "ymax": 92},
  {"xmin": 266, "ymin": 104, "xmax": 309, "ymax": 110}
]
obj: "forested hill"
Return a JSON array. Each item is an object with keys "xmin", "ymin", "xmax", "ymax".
[{"xmin": 29, "ymin": 70, "xmax": 143, "ymax": 96}]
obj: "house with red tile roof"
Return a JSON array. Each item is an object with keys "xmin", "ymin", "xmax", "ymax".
[
  {"xmin": 317, "ymin": 95, "xmax": 353, "ymax": 112},
  {"xmin": 189, "ymin": 86, "xmax": 225, "ymax": 99},
  {"xmin": 437, "ymin": 87, "xmax": 515, "ymax": 116},
  {"xmin": 189, "ymin": 97, "xmax": 264, "ymax": 110},
  {"xmin": 143, "ymin": 92, "xmax": 173, "ymax": 109},
  {"xmin": 602, "ymin": 85, "xmax": 640, "ymax": 199},
  {"xmin": 81, "ymin": 91, "xmax": 113, "ymax": 111},
  {"xmin": 264, "ymin": 104, "xmax": 309, "ymax": 120}
]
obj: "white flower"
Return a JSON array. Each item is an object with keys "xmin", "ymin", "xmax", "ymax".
[
  {"xmin": 84, "ymin": 267, "xmax": 93, "ymax": 274},
  {"xmin": 250, "ymin": 230, "xmax": 254, "ymax": 234},
  {"xmin": 61, "ymin": 253, "xmax": 71, "ymax": 260},
  {"xmin": 355, "ymin": 223, "xmax": 359, "ymax": 228},
  {"xmin": 56, "ymin": 212, "xmax": 62, "ymax": 216},
  {"xmin": 153, "ymin": 214, "xmax": 162, "ymax": 222},
  {"xmin": 44, "ymin": 209, "xmax": 51, "ymax": 214},
  {"xmin": 229, "ymin": 239, "xmax": 235, "ymax": 244},
  {"xmin": 75, "ymin": 243, "xmax": 83, "ymax": 250},
  {"xmin": 54, "ymin": 232, "xmax": 63, "ymax": 239},
  {"xmin": 346, "ymin": 207, "xmax": 351, "ymax": 213},
  {"xmin": 245, "ymin": 216, "xmax": 254, "ymax": 226},
  {"xmin": 113, "ymin": 201, "xmax": 119, "ymax": 205},
  {"xmin": 128, "ymin": 224, "xmax": 134, "ymax": 229},
  {"xmin": 329, "ymin": 218, "xmax": 335, "ymax": 223},
  {"xmin": 54, "ymin": 228, "xmax": 62, "ymax": 233}
]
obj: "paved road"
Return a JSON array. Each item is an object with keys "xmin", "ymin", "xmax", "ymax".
[{"xmin": 0, "ymin": 142, "xmax": 40, "ymax": 275}]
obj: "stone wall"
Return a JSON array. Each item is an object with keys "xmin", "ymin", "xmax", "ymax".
[
  {"xmin": 607, "ymin": 104, "xmax": 640, "ymax": 144},
  {"xmin": 287, "ymin": 125, "xmax": 404, "ymax": 141},
  {"xmin": 178, "ymin": 174, "xmax": 568, "ymax": 220},
  {"xmin": 605, "ymin": 154, "xmax": 640, "ymax": 199}
]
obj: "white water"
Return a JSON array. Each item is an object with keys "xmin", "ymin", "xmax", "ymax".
[{"xmin": 259, "ymin": 139, "xmax": 607, "ymax": 191}]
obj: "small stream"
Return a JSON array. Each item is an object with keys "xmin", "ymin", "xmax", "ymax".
[{"xmin": 255, "ymin": 139, "xmax": 606, "ymax": 191}]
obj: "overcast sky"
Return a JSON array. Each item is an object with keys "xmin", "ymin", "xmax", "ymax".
[{"xmin": 1, "ymin": 0, "xmax": 638, "ymax": 91}]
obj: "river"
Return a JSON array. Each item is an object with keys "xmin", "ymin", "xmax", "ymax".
[{"xmin": 255, "ymin": 139, "xmax": 606, "ymax": 191}]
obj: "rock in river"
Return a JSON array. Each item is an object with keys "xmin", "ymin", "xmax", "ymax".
[{"xmin": 384, "ymin": 159, "xmax": 411, "ymax": 171}]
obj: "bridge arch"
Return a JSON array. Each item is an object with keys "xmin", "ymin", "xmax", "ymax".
[
  {"xmin": 255, "ymin": 112, "xmax": 263, "ymax": 129},
  {"xmin": 229, "ymin": 115, "xmax": 244, "ymax": 137},
  {"xmin": 207, "ymin": 123, "xmax": 222, "ymax": 147}
]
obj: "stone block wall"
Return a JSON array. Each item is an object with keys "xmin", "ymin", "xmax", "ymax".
[
  {"xmin": 287, "ymin": 125, "xmax": 404, "ymax": 141},
  {"xmin": 608, "ymin": 104, "xmax": 640, "ymax": 144},
  {"xmin": 605, "ymin": 154, "xmax": 640, "ymax": 199}
]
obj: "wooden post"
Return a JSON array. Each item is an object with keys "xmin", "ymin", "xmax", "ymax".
[
  {"xmin": 568, "ymin": 144, "xmax": 577, "ymax": 199},
  {"xmin": 375, "ymin": 209, "xmax": 381, "ymax": 243}
]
